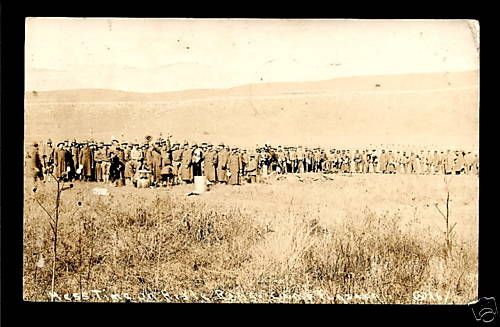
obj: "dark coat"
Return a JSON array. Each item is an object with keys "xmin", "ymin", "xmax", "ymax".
[
  {"xmin": 227, "ymin": 152, "xmax": 242, "ymax": 185},
  {"xmin": 79, "ymin": 146, "xmax": 93, "ymax": 176},
  {"xmin": 54, "ymin": 148, "xmax": 67, "ymax": 178},
  {"xmin": 204, "ymin": 150, "xmax": 218, "ymax": 182},
  {"xmin": 217, "ymin": 149, "xmax": 229, "ymax": 182}
]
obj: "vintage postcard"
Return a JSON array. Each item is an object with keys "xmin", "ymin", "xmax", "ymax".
[{"xmin": 24, "ymin": 18, "xmax": 479, "ymax": 304}]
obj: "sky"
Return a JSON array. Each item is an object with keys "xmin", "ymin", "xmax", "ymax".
[{"xmin": 25, "ymin": 18, "xmax": 479, "ymax": 93}]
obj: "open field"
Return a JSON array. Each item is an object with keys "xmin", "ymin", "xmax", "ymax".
[{"xmin": 23, "ymin": 173, "xmax": 478, "ymax": 303}]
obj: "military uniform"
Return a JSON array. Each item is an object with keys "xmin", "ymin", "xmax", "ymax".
[
  {"xmin": 227, "ymin": 150, "xmax": 242, "ymax": 185},
  {"xmin": 54, "ymin": 145, "xmax": 67, "ymax": 179},
  {"xmin": 28, "ymin": 144, "xmax": 43, "ymax": 182},
  {"xmin": 171, "ymin": 145, "xmax": 183, "ymax": 183},
  {"xmin": 180, "ymin": 146, "xmax": 193, "ymax": 183},
  {"xmin": 217, "ymin": 146, "xmax": 229, "ymax": 183},
  {"xmin": 78, "ymin": 144, "xmax": 93, "ymax": 181},
  {"xmin": 204, "ymin": 147, "xmax": 218, "ymax": 183},
  {"xmin": 246, "ymin": 155, "xmax": 258, "ymax": 183},
  {"xmin": 41, "ymin": 141, "xmax": 55, "ymax": 178},
  {"xmin": 94, "ymin": 145, "xmax": 107, "ymax": 182}
]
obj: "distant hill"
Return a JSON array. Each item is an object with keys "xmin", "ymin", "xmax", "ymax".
[{"xmin": 25, "ymin": 70, "xmax": 479, "ymax": 150}]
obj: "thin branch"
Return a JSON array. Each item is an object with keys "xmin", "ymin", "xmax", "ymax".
[
  {"xmin": 449, "ymin": 222, "xmax": 457, "ymax": 234},
  {"xmin": 33, "ymin": 196, "xmax": 55, "ymax": 224},
  {"xmin": 433, "ymin": 203, "xmax": 446, "ymax": 220}
]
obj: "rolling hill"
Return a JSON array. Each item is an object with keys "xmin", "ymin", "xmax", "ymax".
[{"xmin": 24, "ymin": 70, "xmax": 479, "ymax": 150}]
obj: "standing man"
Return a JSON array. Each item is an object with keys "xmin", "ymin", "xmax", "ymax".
[
  {"xmin": 180, "ymin": 143, "xmax": 193, "ymax": 184},
  {"xmin": 79, "ymin": 142, "xmax": 94, "ymax": 182},
  {"xmin": 159, "ymin": 141, "xmax": 173, "ymax": 186},
  {"xmin": 151, "ymin": 142, "xmax": 163, "ymax": 186},
  {"xmin": 28, "ymin": 142, "xmax": 44, "ymax": 183},
  {"xmin": 353, "ymin": 150, "xmax": 362, "ymax": 173},
  {"xmin": 386, "ymin": 150, "xmax": 396, "ymax": 174},
  {"xmin": 64, "ymin": 142, "xmax": 76, "ymax": 181},
  {"xmin": 379, "ymin": 149, "xmax": 387, "ymax": 174},
  {"xmin": 54, "ymin": 142, "xmax": 68, "ymax": 179},
  {"xmin": 246, "ymin": 154, "xmax": 258, "ymax": 183},
  {"xmin": 289, "ymin": 147, "xmax": 297, "ymax": 173},
  {"xmin": 94, "ymin": 142, "xmax": 107, "ymax": 182},
  {"xmin": 471, "ymin": 153, "xmax": 479, "ymax": 175},
  {"xmin": 444, "ymin": 150, "xmax": 455, "ymax": 175},
  {"xmin": 454, "ymin": 150, "xmax": 465, "ymax": 175},
  {"xmin": 296, "ymin": 146, "xmax": 305, "ymax": 173},
  {"xmin": 216, "ymin": 143, "xmax": 229, "ymax": 184},
  {"xmin": 227, "ymin": 147, "xmax": 242, "ymax": 185},
  {"xmin": 171, "ymin": 143, "xmax": 183, "ymax": 185},
  {"xmin": 41, "ymin": 139, "xmax": 55, "ymax": 180},
  {"xmin": 204, "ymin": 144, "xmax": 218, "ymax": 184},
  {"xmin": 191, "ymin": 143, "xmax": 204, "ymax": 177},
  {"xmin": 101, "ymin": 144, "xmax": 111, "ymax": 183},
  {"xmin": 71, "ymin": 140, "xmax": 79, "ymax": 180}
]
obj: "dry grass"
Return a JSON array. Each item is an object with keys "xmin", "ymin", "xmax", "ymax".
[{"xmin": 23, "ymin": 173, "xmax": 478, "ymax": 303}]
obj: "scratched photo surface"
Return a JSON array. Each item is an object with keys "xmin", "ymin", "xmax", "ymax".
[{"xmin": 24, "ymin": 18, "xmax": 479, "ymax": 303}]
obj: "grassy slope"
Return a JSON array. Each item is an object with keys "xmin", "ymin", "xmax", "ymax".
[{"xmin": 23, "ymin": 173, "xmax": 478, "ymax": 303}]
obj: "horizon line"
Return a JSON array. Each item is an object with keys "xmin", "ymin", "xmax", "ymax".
[{"xmin": 25, "ymin": 69, "xmax": 479, "ymax": 95}]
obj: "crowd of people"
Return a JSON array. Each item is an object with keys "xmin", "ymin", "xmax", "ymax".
[{"xmin": 25, "ymin": 134, "xmax": 479, "ymax": 187}]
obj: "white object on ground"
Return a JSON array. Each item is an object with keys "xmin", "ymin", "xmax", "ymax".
[
  {"xmin": 92, "ymin": 187, "xmax": 110, "ymax": 196},
  {"xmin": 193, "ymin": 175, "xmax": 207, "ymax": 194}
]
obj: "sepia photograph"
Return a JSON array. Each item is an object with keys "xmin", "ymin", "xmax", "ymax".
[{"xmin": 23, "ymin": 18, "xmax": 479, "ymax": 304}]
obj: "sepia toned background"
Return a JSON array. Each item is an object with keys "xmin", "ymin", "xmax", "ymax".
[{"xmin": 25, "ymin": 19, "xmax": 479, "ymax": 150}]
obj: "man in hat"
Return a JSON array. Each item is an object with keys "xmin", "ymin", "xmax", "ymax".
[
  {"xmin": 180, "ymin": 143, "xmax": 193, "ymax": 183},
  {"xmin": 54, "ymin": 142, "xmax": 68, "ymax": 179},
  {"xmin": 227, "ymin": 147, "xmax": 242, "ymax": 185},
  {"xmin": 360, "ymin": 150, "xmax": 368, "ymax": 174},
  {"xmin": 345, "ymin": 149, "xmax": 354, "ymax": 173},
  {"xmin": 353, "ymin": 150, "xmax": 362, "ymax": 173},
  {"xmin": 276, "ymin": 146, "xmax": 286, "ymax": 174},
  {"xmin": 191, "ymin": 143, "xmax": 204, "ymax": 177},
  {"xmin": 240, "ymin": 148, "xmax": 249, "ymax": 176},
  {"xmin": 216, "ymin": 143, "xmax": 229, "ymax": 184},
  {"xmin": 288, "ymin": 147, "xmax": 297, "ymax": 173},
  {"xmin": 94, "ymin": 142, "xmax": 107, "ymax": 182},
  {"xmin": 125, "ymin": 143, "xmax": 142, "ymax": 184},
  {"xmin": 464, "ymin": 151, "xmax": 474, "ymax": 175},
  {"xmin": 108, "ymin": 146, "xmax": 121, "ymax": 186},
  {"xmin": 27, "ymin": 142, "xmax": 44, "ymax": 183},
  {"xmin": 71, "ymin": 139, "xmax": 79, "ymax": 178},
  {"xmin": 246, "ymin": 154, "xmax": 258, "ymax": 183},
  {"xmin": 444, "ymin": 150, "xmax": 455, "ymax": 175},
  {"xmin": 379, "ymin": 149, "xmax": 388, "ymax": 174},
  {"xmin": 63, "ymin": 142, "xmax": 76, "ymax": 181},
  {"xmin": 368, "ymin": 150, "xmax": 377, "ymax": 173},
  {"xmin": 386, "ymin": 150, "xmax": 396, "ymax": 174},
  {"xmin": 149, "ymin": 141, "xmax": 163, "ymax": 186},
  {"xmin": 41, "ymin": 139, "xmax": 55, "ymax": 180},
  {"xmin": 296, "ymin": 146, "xmax": 305, "ymax": 173},
  {"xmin": 171, "ymin": 143, "xmax": 183, "ymax": 185},
  {"xmin": 158, "ymin": 141, "xmax": 173, "ymax": 186},
  {"xmin": 471, "ymin": 153, "xmax": 479, "ymax": 175},
  {"xmin": 454, "ymin": 150, "xmax": 466, "ymax": 175},
  {"xmin": 429, "ymin": 150, "xmax": 438, "ymax": 175},
  {"xmin": 101, "ymin": 144, "xmax": 111, "ymax": 183},
  {"xmin": 79, "ymin": 141, "xmax": 94, "ymax": 182},
  {"xmin": 203, "ymin": 144, "xmax": 218, "ymax": 183},
  {"xmin": 320, "ymin": 149, "xmax": 328, "ymax": 173}
]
